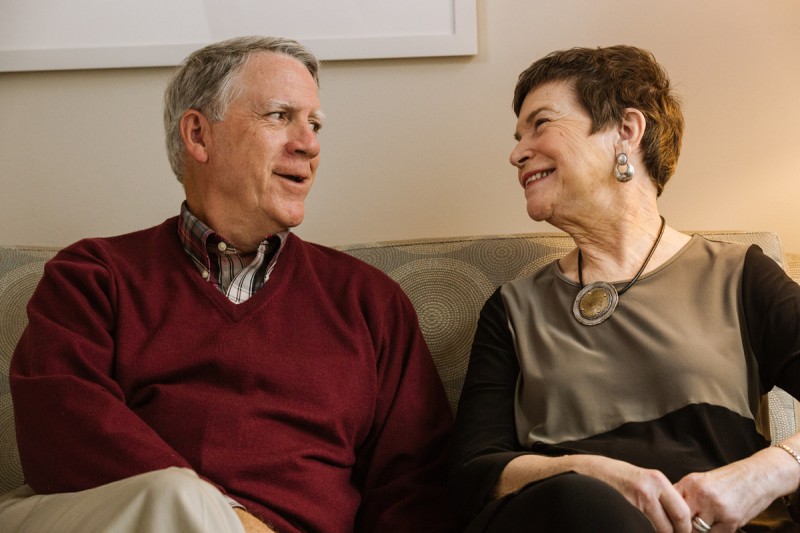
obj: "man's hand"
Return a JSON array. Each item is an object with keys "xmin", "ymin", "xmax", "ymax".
[{"xmin": 234, "ymin": 508, "xmax": 278, "ymax": 533}]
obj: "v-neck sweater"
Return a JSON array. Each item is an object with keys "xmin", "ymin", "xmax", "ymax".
[{"xmin": 10, "ymin": 217, "xmax": 455, "ymax": 533}]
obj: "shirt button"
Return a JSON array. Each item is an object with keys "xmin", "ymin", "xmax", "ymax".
[
  {"xmin": 201, "ymin": 270, "xmax": 210, "ymax": 279},
  {"xmin": 217, "ymin": 242, "xmax": 228, "ymax": 252}
]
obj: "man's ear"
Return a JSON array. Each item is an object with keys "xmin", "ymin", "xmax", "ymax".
[
  {"xmin": 616, "ymin": 107, "xmax": 646, "ymax": 153},
  {"xmin": 180, "ymin": 109, "xmax": 212, "ymax": 164}
]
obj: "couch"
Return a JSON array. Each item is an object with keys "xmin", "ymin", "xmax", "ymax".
[{"xmin": 1, "ymin": 231, "xmax": 799, "ymax": 494}]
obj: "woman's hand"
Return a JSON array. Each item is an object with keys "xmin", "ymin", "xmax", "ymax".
[
  {"xmin": 580, "ymin": 455, "xmax": 693, "ymax": 533},
  {"xmin": 674, "ymin": 443, "xmax": 800, "ymax": 532},
  {"xmin": 498, "ymin": 454, "xmax": 693, "ymax": 532}
]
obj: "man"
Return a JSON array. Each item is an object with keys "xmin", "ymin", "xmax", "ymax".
[{"xmin": 0, "ymin": 36, "xmax": 455, "ymax": 533}]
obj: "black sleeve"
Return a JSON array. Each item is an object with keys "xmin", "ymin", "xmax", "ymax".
[
  {"xmin": 741, "ymin": 245, "xmax": 800, "ymax": 398},
  {"xmin": 448, "ymin": 288, "xmax": 531, "ymax": 524}
]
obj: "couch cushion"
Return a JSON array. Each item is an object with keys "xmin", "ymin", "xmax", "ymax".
[
  {"xmin": 0, "ymin": 246, "xmax": 61, "ymax": 492},
  {"xmin": 0, "ymin": 232, "xmax": 795, "ymax": 494},
  {"xmin": 340, "ymin": 231, "xmax": 798, "ymax": 446}
]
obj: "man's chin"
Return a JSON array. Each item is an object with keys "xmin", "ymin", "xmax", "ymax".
[{"xmin": 279, "ymin": 212, "xmax": 305, "ymax": 231}]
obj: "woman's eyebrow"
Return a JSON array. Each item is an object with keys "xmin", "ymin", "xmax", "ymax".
[{"xmin": 514, "ymin": 106, "xmax": 547, "ymax": 141}]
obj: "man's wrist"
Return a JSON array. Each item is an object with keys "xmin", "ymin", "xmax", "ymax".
[{"xmin": 225, "ymin": 495, "xmax": 247, "ymax": 510}]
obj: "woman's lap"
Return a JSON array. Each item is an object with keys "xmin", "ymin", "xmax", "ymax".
[{"xmin": 466, "ymin": 472, "xmax": 655, "ymax": 533}]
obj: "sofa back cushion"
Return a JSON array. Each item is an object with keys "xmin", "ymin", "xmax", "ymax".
[
  {"xmin": 0, "ymin": 231, "xmax": 795, "ymax": 494},
  {"xmin": 338, "ymin": 231, "xmax": 788, "ymax": 411}
]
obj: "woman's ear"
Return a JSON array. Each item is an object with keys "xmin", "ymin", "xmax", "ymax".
[
  {"xmin": 180, "ymin": 109, "xmax": 212, "ymax": 164},
  {"xmin": 617, "ymin": 107, "xmax": 646, "ymax": 152}
]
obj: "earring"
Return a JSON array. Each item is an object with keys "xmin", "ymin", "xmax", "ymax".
[{"xmin": 615, "ymin": 153, "xmax": 634, "ymax": 182}]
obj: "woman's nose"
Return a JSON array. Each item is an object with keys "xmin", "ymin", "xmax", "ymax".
[{"xmin": 509, "ymin": 141, "xmax": 530, "ymax": 168}]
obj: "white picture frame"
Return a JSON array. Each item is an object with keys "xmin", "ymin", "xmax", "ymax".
[{"xmin": 0, "ymin": 0, "xmax": 477, "ymax": 72}]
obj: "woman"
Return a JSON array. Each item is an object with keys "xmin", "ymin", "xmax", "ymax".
[{"xmin": 449, "ymin": 45, "xmax": 800, "ymax": 533}]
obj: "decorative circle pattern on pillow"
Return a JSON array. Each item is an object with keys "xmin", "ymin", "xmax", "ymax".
[
  {"xmin": 769, "ymin": 387, "xmax": 794, "ymax": 443},
  {"xmin": 0, "ymin": 395, "xmax": 23, "ymax": 491},
  {"xmin": 0, "ymin": 248, "xmax": 58, "ymax": 273},
  {"xmin": 465, "ymin": 239, "xmax": 544, "ymax": 285},
  {"xmin": 386, "ymin": 258, "xmax": 494, "ymax": 412},
  {"xmin": 453, "ymin": 236, "xmax": 575, "ymax": 284},
  {"xmin": 0, "ymin": 251, "xmax": 53, "ymax": 494},
  {"xmin": 0, "ymin": 233, "xmax": 794, "ymax": 495},
  {"xmin": 0, "ymin": 263, "xmax": 47, "ymax": 375},
  {"xmin": 515, "ymin": 252, "xmax": 571, "ymax": 280},
  {"xmin": 397, "ymin": 241, "xmax": 474, "ymax": 256},
  {"xmin": 341, "ymin": 245, "xmax": 406, "ymax": 275}
]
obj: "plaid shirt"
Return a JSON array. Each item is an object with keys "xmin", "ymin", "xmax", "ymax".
[{"xmin": 178, "ymin": 202, "xmax": 286, "ymax": 304}]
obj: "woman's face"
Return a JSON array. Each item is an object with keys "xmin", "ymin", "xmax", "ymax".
[{"xmin": 510, "ymin": 80, "xmax": 618, "ymax": 224}]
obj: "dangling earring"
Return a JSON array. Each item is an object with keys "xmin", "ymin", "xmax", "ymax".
[{"xmin": 615, "ymin": 153, "xmax": 634, "ymax": 182}]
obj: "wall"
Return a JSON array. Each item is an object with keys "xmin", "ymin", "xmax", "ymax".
[{"xmin": 2, "ymin": 0, "xmax": 799, "ymax": 253}]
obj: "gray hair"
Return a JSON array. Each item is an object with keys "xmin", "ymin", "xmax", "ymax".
[{"xmin": 163, "ymin": 36, "xmax": 320, "ymax": 182}]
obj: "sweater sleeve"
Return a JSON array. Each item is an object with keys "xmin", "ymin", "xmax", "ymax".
[
  {"xmin": 351, "ymin": 286, "xmax": 457, "ymax": 532},
  {"xmin": 10, "ymin": 243, "xmax": 195, "ymax": 494},
  {"xmin": 741, "ymin": 245, "xmax": 800, "ymax": 398},
  {"xmin": 448, "ymin": 288, "xmax": 531, "ymax": 525}
]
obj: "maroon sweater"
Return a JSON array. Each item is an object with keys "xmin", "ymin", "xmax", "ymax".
[{"xmin": 10, "ymin": 218, "xmax": 455, "ymax": 533}]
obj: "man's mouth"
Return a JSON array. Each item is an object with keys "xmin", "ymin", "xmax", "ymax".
[
  {"xmin": 524, "ymin": 169, "xmax": 554, "ymax": 187},
  {"xmin": 277, "ymin": 173, "xmax": 305, "ymax": 183}
]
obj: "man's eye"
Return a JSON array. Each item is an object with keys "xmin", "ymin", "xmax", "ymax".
[
  {"xmin": 534, "ymin": 118, "xmax": 549, "ymax": 129},
  {"xmin": 310, "ymin": 121, "xmax": 322, "ymax": 133},
  {"xmin": 266, "ymin": 111, "xmax": 285, "ymax": 120}
]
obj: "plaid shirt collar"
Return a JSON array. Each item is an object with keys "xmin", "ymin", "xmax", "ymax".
[{"xmin": 177, "ymin": 202, "xmax": 287, "ymax": 303}]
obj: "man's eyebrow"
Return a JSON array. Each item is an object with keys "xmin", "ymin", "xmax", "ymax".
[
  {"xmin": 265, "ymin": 99, "xmax": 325, "ymax": 122},
  {"xmin": 513, "ymin": 106, "xmax": 548, "ymax": 141},
  {"xmin": 311, "ymin": 110, "xmax": 326, "ymax": 123}
]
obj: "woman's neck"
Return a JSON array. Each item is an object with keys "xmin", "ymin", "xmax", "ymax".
[{"xmin": 556, "ymin": 207, "xmax": 689, "ymax": 285}]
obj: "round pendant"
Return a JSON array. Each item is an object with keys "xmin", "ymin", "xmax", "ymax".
[{"xmin": 573, "ymin": 281, "xmax": 619, "ymax": 326}]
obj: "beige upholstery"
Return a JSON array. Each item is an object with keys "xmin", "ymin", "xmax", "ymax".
[
  {"xmin": 786, "ymin": 253, "xmax": 800, "ymax": 283},
  {"xmin": 0, "ymin": 232, "xmax": 797, "ymax": 494}
]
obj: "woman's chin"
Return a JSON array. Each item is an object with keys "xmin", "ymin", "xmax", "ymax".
[{"xmin": 526, "ymin": 205, "xmax": 550, "ymax": 223}]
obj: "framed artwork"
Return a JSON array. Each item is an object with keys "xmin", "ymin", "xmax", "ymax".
[{"xmin": 0, "ymin": 0, "xmax": 477, "ymax": 72}]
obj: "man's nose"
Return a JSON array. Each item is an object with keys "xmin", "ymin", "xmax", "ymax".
[{"xmin": 288, "ymin": 122, "xmax": 320, "ymax": 159}]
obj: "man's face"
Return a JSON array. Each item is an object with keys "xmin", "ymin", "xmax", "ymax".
[{"xmin": 199, "ymin": 52, "xmax": 323, "ymax": 238}]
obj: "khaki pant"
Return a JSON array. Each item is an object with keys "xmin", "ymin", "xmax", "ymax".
[{"xmin": 0, "ymin": 467, "xmax": 245, "ymax": 533}]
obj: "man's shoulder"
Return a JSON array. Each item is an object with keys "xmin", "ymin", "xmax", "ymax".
[
  {"xmin": 287, "ymin": 234, "xmax": 400, "ymax": 289},
  {"xmin": 55, "ymin": 217, "xmax": 179, "ymax": 266}
]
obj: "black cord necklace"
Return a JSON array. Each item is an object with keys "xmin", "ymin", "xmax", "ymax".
[{"xmin": 572, "ymin": 216, "xmax": 666, "ymax": 326}]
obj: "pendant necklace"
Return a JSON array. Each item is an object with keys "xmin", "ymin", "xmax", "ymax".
[{"xmin": 572, "ymin": 216, "xmax": 666, "ymax": 326}]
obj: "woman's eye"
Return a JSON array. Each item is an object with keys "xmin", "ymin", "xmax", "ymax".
[{"xmin": 534, "ymin": 118, "xmax": 549, "ymax": 129}]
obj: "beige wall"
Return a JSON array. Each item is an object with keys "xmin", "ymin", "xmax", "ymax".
[{"xmin": 2, "ymin": 0, "xmax": 800, "ymax": 253}]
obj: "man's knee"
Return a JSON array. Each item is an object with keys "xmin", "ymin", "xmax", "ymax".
[
  {"xmin": 0, "ymin": 468, "xmax": 242, "ymax": 533},
  {"xmin": 134, "ymin": 468, "xmax": 204, "ymax": 497},
  {"xmin": 130, "ymin": 467, "xmax": 222, "ymax": 511},
  {"xmin": 119, "ymin": 467, "xmax": 244, "ymax": 532}
]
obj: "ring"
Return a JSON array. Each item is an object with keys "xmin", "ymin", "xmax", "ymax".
[{"xmin": 692, "ymin": 515, "xmax": 712, "ymax": 532}]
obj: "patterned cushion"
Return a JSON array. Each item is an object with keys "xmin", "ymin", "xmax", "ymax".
[
  {"xmin": 339, "ymin": 232, "xmax": 797, "ymax": 443},
  {"xmin": 0, "ymin": 247, "xmax": 62, "ymax": 493},
  {"xmin": 0, "ymin": 232, "xmax": 795, "ymax": 494}
]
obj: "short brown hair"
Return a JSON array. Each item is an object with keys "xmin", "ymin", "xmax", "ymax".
[{"xmin": 513, "ymin": 45, "xmax": 683, "ymax": 196}]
